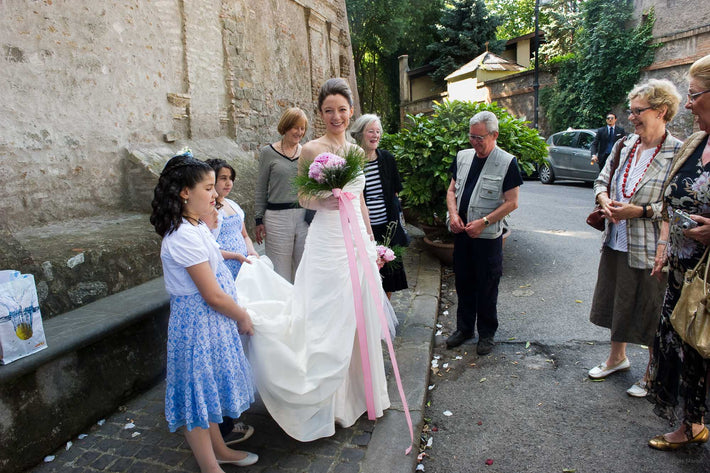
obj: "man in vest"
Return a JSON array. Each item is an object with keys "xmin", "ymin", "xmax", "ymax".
[{"xmin": 445, "ymin": 111, "xmax": 523, "ymax": 354}]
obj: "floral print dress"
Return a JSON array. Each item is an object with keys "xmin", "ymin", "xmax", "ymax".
[{"xmin": 648, "ymin": 136, "xmax": 710, "ymax": 426}]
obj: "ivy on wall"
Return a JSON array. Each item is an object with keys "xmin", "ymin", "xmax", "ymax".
[{"xmin": 540, "ymin": 0, "xmax": 657, "ymax": 132}]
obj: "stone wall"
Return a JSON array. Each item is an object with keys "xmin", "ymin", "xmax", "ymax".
[
  {"xmin": 485, "ymin": 70, "xmax": 555, "ymax": 136},
  {"xmin": 0, "ymin": 0, "xmax": 357, "ymax": 231},
  {"xmin": 633, "ymin": 0, "xmax": 710, "ymax": 138}
]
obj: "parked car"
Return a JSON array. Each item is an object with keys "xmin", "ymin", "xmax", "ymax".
[{"xmin": 538, "ymin": 129, "xmax": 599, "ymax": 184}]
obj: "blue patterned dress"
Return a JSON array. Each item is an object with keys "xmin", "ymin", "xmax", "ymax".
[
  {"xmin": 217, "ymin": 199, "xmax": 249, "ymax": 279},
  {"xmin": 161, "ymin": 221, "xmax": 254, "ymax": 432}
]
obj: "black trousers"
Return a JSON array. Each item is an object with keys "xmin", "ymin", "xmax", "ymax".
[
  {"xmin": 597, "ymin": 151, "xmax": 611, "ymax": 170},
  {"xmin": 453, "ymin": 233, "xmax": 503, "ymax": 339}
]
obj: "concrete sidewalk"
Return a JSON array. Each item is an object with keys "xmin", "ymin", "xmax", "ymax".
[{"xmin": 28, "ymin": 233, "xmax": 439, "ymax": 473}]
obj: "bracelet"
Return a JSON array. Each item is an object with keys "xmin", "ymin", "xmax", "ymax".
[{"xmin": 657, "ymin": 239, "xmax": 668, "ymax": 246}]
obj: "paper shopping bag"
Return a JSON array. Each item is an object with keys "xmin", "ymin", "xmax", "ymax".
[{"xmin": 0, "ymin": 271, "xmax": 48, "ymax": 364}]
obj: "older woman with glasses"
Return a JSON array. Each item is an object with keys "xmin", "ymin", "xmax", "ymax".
[
  {"xmin": 646, "ymin": 54, "xmax": 710, "ymax": 450},
  {"xmin": 587, "ymin": 79, "xmax": 683, "ymax": 399}
]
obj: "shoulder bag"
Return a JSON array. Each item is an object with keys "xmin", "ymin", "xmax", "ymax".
[{"xmin": 670, "ymin": 246, "xmax": 710, "ymax": 358}]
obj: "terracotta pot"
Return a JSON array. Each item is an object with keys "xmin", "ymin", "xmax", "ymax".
[
  {"xmin": 423, "ymin": 236, "xmax": 454, "ymax": 266},
  {"xmin": 423, "ymin": 227, "xmax": 511, "ymax": 267}
]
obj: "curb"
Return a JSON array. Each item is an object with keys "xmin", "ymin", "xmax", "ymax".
[{"xmin": 362, "ymin": 237, "xmax": 441, "ymax": 472}]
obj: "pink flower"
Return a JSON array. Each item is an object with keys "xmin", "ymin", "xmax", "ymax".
[
  {"xmin": 376, "ymin": 244, "xmax": 396, "ymax": 269},
  {"xmin": 376, "ymin": 245, "xmax": 396, "ymax": 263},
  {"xmin": 308, "ymin": 153, "xmax": 346, "ymax": 184}
]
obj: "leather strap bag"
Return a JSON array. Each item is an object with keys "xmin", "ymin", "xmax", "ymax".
[
  {"xmin": 670, "ymin": 246, "xmax": 710, "ymax": 358},
  {"xmin": 587, "ymin": 140, "xmax": 624, "ymax": 231}
]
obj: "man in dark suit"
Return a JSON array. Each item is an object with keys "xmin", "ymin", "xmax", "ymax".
[{"xmin": 590, "ymin": 112, "xmax": 626, "ymax": 169}]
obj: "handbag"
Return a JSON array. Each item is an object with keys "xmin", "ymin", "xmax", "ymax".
[
  {"xmin": 586, "ymin": 140, "xmax": 624, "ymax": 231},
  {"xmin": 670, "ymin": 246, "xmax": 710, "ymax": 358}
]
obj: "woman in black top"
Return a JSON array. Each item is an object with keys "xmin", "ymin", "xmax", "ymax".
[{"xmin": 351, "ymin": 114, "xmax": 408, "ymax": 297}]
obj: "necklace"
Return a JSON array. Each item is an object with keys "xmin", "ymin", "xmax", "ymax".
[
  {"xmin": 620, "ymin": 132, "xmax": 667, "ymax": 199},
  {"xmin": 280, "ymin": 139, "xmax": 299, "ymax": 159},
  {"xmin": 183, "ymin": 215, "xmax": 200, "ymax": 226}
]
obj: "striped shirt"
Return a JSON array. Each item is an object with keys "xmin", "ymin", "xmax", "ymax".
[
  {"xmin": 364, "ymin": 159, "xmax": 388, "ymax": 225},
  {"xmin": 608, "ymin": 146, "xmax": 656, "ymax": 252}
]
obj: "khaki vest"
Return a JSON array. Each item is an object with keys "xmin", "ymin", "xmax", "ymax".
[{"xmin": 451, "ymin": 146, "xmax": 514, "ymax": 239}]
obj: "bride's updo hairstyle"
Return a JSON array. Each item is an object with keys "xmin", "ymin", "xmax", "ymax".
[
  {"xmin": 317, "ymin": 78, "xmax": 354, "ymax": 111},
  {"xmin": 150, "ymin": 151, "xmax": 213, "ymax": 237}
]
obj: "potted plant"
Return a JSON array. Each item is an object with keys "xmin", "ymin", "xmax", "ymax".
[{"xmin": 381, "ymin": 100, "xmax": 547, "ymax": 264}]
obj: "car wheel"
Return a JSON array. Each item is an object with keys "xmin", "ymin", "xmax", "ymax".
[{"xmin": 539, "ymin": 163, "xmax": 555, "ymax": 184}]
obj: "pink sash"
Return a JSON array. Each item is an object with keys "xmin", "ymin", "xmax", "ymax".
[{"xmin": 333, "ymin": 188, "xmax": 414, "ymax": 455}]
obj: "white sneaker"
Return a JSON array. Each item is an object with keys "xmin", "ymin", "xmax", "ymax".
[
  {"xmin": 626, "ymin": 380, "xmax": 648, "ymax": 397},
  {"xmin": 588, "ymin": 358, "xmax": 631, "ymax": 379}
]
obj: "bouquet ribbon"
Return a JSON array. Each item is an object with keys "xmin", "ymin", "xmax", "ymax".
[{"xmin": 333, "ymin": 188, "xmax": 414, "ymax": 455}]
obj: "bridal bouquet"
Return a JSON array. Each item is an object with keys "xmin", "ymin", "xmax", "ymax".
[
  {"xmin": 376, "ymin": 222, "xmax": 405, "ymax": 271},
  {"xmin": 376, "ymin": 245, "xmax": 396, "ymax": 270},
  {"xmin": 294, "ymin": 148, "xmax": 364, "ymax": 196}
]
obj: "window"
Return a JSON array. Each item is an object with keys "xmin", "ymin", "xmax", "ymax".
[
  {"xmin": 577, "ymin": 132, "xmax": 594, "ymax": 150},
  {"xmin": 553, "ymin": 132, "xmax": 576, "ymax": 147}
]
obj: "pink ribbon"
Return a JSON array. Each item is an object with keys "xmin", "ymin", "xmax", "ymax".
[{"xmin": 333, "ymin": 188, "xmax": 414, "ymax": 455}]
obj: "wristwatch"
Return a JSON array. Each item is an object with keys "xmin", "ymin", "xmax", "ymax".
[{"xmin": 483, "ymin": 216, "xmax": 490, "ymax": 226}]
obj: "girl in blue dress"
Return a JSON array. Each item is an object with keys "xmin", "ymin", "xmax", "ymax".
[
  {"xmin": 206, "ymin": 159, "xmax": 259, "ymax": 279},
  {"xmin": 150, "ymin": 151, "xmax": 258, "ymax": 470}
]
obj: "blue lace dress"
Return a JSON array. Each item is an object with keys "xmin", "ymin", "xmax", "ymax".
[
  {"xmin": 161, "ymin": 221, "xmax": 254, "ymax": 432},
  {"xmin": 216, "ymin": 199, "xmax": 248, "ymax": 279}
]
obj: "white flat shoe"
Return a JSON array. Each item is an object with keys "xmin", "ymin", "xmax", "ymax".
[
  {"xmin": 626, "ymin": 380, "xmax": 648, "ymax": 397},
  {"xmin": 217, "ymin": 452, "xmax": 259, "ymax": 467},
  {"xmin": 588, "ymin": 358, "xmax": 630, "ymax": 379}
]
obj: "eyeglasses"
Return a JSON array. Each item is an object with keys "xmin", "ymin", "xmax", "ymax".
[
  {"xmin": 468, "ymin": 133, "xmax": 490, "ymax": 142},
  {"xmin": 626, "ymin": 106, "xmax": 653, "ymax": 116},
  {"xmin": 605, "ymin": 116, "xmax": 615, "ymax": 120},
  {"xmin": 688, "ymin": 90, "xmax": 710, "ymax": 103}
]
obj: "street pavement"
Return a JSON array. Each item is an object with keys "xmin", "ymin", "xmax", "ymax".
[
  {"xmin": 27, "ymin": 226, "xmax": 439, "ymax": 473},
  {"xmin": 419, "ymin": 180, "xmax": 710, "ymax": 472}
]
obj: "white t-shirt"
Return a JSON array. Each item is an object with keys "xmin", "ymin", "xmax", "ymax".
[{"xmin": 161, "ymin": 219, "xmax": 223, "ymax": 296}]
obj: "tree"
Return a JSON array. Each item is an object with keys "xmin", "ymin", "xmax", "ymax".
[
  {"xmin": 348, "ymin": 0, "xmax": 444, "ymax": 131},
  {"xmin": 538, "ymin": 0, "xmax": 582, "ymax": 62},
  {"xmin": 486, "ymin": 0, "xmax": 535, "ymax": 40},
  {"xmin": 540, "ymin": 0, "xmax": 657, "ymax": 131},
  {"xmin": 427, "ymin": 0, "xmax": 504, "ymax": 84}
]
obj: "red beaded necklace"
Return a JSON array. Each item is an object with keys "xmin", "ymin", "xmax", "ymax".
[{"xmin": 620, "ymin": 132, "xmax": 667, "ymax": 199}]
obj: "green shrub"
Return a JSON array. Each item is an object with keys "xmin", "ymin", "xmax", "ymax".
[{"xmin": 380, "ymin": 100, "xmax": 547, "ymax": 225}]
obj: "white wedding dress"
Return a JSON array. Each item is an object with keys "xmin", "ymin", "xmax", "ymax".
[{"xmin": 235, "ymin": 173, "xmax": 392, "ymax": 442}]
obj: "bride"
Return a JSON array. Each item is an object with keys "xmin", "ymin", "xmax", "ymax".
[{"xmin": 236, "ymin": 78, "xmax": 393, "ymax": 441}]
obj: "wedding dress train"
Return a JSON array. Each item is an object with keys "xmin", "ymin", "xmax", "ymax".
[{"xmin": 235, "ymin": 174, "xmax": 392, "ymax": 441}]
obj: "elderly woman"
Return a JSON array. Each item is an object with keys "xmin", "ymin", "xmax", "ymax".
[
  {"xmin": 350, "ymin": 114, "xmax": 408, "ymax": 298},
  {"xmin": 587, "ymin": 79, "xmax": 683, "ymax": 398},
  {"xmin": 254, "ymin": 107, "xmax": 309, "ymax": 282},
  {"xmin": 647, "ymin": 54, "xmax": 710, "ymax": 450}
]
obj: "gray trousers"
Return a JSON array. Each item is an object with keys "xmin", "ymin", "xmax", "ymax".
[{"xmin": 263, "ymin": 208, "xmax": 309, "ymax": 283}]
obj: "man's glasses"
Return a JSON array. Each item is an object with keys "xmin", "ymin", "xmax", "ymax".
[
  {"xmin": 468, "ymin": 133, "xmax": 490, "ymax": 142},
  {"xmin": 605, "ymin": 116, "xmax": 615, "ymax": 120},
  {"xmin": 625, "ymin": 106, "xmax": 653, "ymax": 116},
  {"xmin": 688, "ymin": 90, "xmax": 710, "ymax": 103}
]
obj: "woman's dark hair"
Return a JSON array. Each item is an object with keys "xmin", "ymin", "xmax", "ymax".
[
  {"xmin": 150, "ymin": 151, "xmax": 213, "ymax": 237},
  {"xmin": 317, "ymin": 78, "xmax": 354, "ymax": 111},
  {"xmin": 205, "ymin": 158, "xmax": 236, "ymax": 181}
]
